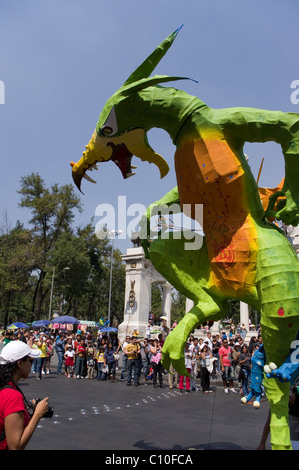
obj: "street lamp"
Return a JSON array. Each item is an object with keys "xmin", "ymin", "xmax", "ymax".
[
  {"xmin": 48, "ymin": 267, "xmax": 70, "ymax": 320},
  {"xmin": 107, "ymin": 229, "xmax": 123, "ymax": 328}
]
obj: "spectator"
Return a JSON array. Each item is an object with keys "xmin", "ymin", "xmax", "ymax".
[
  {"xmin": 86, "ymin": 341, "xmax": 96, "ymax": 379},
  {"xmin": 146, "ymin": 322, "xmax": 152, "ymax": 340},
  {"xmin": 120, "ymin": 335, "xmax": 130, "ymax": 381},
  {"xmin": 149, "ymin": 339, "xmax": 164, "ymax": 388},
  {"xmin": 0, "ymin": 341, "xmax": 49, "ymax": 450},
  {"xmin": 75, "ymin": 338, "xmax": 86, "ymax": 379},
  {"xmin": 189, "ymin": 338, "xmax": 200, "ymax": 391},
  {"xmin": 238, "ymin": 344, "xmax": 251, "ymax": 396},
  {"xmin": 3, "ymin": 331, "xmax": 13, "ymax": 346},
  {"xmin": 248, "ymin": 336, "xmax": 257, "ymax": 354},
  {"xmin": 200, "ymin": 344, "xmax": 213, "ymax": 393},
  {"xmin": 139, "ymin": 339, "xmax": 150, "ymax": 385},
  {"xmin": 104, "ymin": 341, "xmax": 117, "ymax": 383},
  {"xmin": 240, "ymin": 324, "xmax": 247, "ymax": 340},
  {"xmin": 64, "ymin": 344, "xmax": 75, "ymax": 378},
  {"xmin": 179, "ymin": 343, "xmax": 192, "ymax": 392},
  {"xmin": 212, "ymin": 335, "xmax": 221, "ymax": 376},
  {"xmin": 55, "ymin": 333, "xmax": 65, "ymax": 375},
  {"xmin": 231, "ymin": 343, "xmax": 242, "ymax": 393},
  {"xmin": 95, "ymin": 347, "xmax": 106, "ymax": 381},
  {"xmin": 110, "ymin": 334, "xmax": 120, "ymax": 354},
  {"xmin": 43, "ymin": 339, "xmax": 53, "ymax": 375},
  {"xmin": 35, "ymin": 336, "xmax": 47, "ymax": 380},
  {"xmin": 205, "ymin": 332, "xmax": 213, "ymax": 351},
  {"xmin": 125, "ymin": 337, "xmax": 141, "ymax": 386},
  {"xmin": 168, "ymin": 363, "xmax": 179, "ymax": 390},
  {"xmin": 218, "ymin": 339, "xmax": 238, "ymax": 394},
  {"xmin": 19, "ymin": 329, "xmax": 30, "ymax": 344}
]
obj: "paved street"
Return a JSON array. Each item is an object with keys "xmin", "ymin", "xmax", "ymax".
[{"xmin": 21, "ymin": 364, "xmax": 271, "ymax": 451}]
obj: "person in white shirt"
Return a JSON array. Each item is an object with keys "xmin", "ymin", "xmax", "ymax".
[
  {"xmin": 120, "ymin": 336, "xmax": 130, "ymax": 381},
  {"xmin": 179, "ymin": 344, "xmax": 192, "ymax": 392},
  {"xmin": 189, "ymin": 338, "xmax": 200, "ymax": 391},
  {"xmin": 205, "ymin": 332, "xmax": 213, "ymax": 351}
]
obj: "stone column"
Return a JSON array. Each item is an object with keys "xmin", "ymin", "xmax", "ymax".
[
  {"xmin": 118, "ymin": 246, "xmax": 171, "ymax": 342},
  {"xmin": 118, "ymin": 247, "xmax": 151, "ymax": 341},
  {"xmin": 161, "ymin": 282, "xmax": 172, "ymax": 328},
  {"xmin": 185, "ymin": 298, "xmax": 194, "ymax": 313},
  {"xmin": 240, "ymin": 301, "xmax": 249, "ymax": 331}
]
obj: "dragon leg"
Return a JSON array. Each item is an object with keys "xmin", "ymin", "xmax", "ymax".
[
  {"xmin": 262, "ymin": 320, "xmax": 299, "ymax": 450},
  {"xmin": 148, "ymin": 234, "xmax": 228, "ymax": 374}
]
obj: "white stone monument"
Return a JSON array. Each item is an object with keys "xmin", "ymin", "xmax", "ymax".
[{"xmin": 117, "ymin": 243, "xmax": 172, "ymax": 342}]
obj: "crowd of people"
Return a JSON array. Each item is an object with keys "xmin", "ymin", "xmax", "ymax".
[{"xmin": 0, "ymin": 321, "xmax": 264, "ymax": 398}]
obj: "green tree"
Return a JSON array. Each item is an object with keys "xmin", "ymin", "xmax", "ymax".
[
  {"xmin": 17, "ymin": 173, "xmax": 82, "ymax": 320},
  {"xmin": 0, "ymin": 222, "xmax": 35, "ymax": 327},
  {"xmin": 49, "ymin": 224, "xmax": 126, "ymax": 325},
  {"xmin": 171, "ymin": 290, "xmax": 186, "ymax": 324}
]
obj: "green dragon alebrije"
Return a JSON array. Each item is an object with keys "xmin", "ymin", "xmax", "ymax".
[{"xmin": 71, "ymin": 27, "xmax": 299, "ymax": 449}]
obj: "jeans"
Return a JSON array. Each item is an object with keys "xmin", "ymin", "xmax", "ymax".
[
  {"xmin": 121, "ymin": 355, "xmax": 128, "ymax": 380},
  {"xmin": 141, "ymin": 359, "xmax": 149, "ymax": 378},
  {"xmin": 152, "ymin": 361, "xmax": 163, "ymax": 387},
  {"xmin": 241, "ymin": 368, "xmax": 251, "ymax": 395},
  {"xmin": 200, "ymin": 366, "xmax": 211, "ymax": 392},
  {"xmin": 36, "ymin": 357, "xmax": 45, "ymax": 379},
  {"xmin": 108, "ymin": 361, "xmax": 116, "ymax": 379},
  {"xmin": 56, "ymin": 351, "xmax": 64, "ymax": 374},
  {"xmin": 75, "ymin": 356, "xmax": 85, "ymax": 377},
  {"xmin": 127, "ymin": 358, "xmax": 140, "ymax": 385}
]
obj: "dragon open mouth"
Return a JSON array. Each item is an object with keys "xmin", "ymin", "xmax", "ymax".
[
  {"xmin": 71, "ymin": 128, "xmax": 169, "ymax": 193},
  {"xmin": 107, "ymin": 142, "xmax": 136, "ymax": 179}
]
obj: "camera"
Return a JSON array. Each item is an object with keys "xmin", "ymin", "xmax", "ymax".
[{"xmin": 32, "ymin": 398, "xmax": 54, "ymax": 419}]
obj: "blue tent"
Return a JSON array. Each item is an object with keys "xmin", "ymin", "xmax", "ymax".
[
  {"xmin": 7, "ymin": 322, "xmax": 29, "ymax": 329},
  {"xmin": 32, "ymin": 320, "xmax": 50, "ymax": 327},
  {"xmin": 51, "ymin": 315, "xmax": 79, "ymax": 324}
]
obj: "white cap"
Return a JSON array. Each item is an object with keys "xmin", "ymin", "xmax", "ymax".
[{"xmin": 0, "ymin": 340, "xmax": 41, "ymax": 364}]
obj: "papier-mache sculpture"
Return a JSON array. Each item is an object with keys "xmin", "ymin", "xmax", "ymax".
[{"xmin": 71, "ymin": 27, "xmax": 299, "ymax": 449}]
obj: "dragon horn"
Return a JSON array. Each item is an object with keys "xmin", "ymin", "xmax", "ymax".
[{"xmin": 123, "ymin": 25, "xmax": 183, "ymax": 86}]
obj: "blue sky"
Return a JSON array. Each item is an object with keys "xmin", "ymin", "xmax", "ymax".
[{"xmin": 0, "ymin": 0, "xmax": 298, "ymax": 254}]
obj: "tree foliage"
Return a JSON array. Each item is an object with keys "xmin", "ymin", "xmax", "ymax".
[{"xmin": 0, "ymin": 174, "xmax": 125, "ymax": 328}]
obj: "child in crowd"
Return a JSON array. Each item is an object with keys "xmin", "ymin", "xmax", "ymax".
[
  {"xmin": 179, "ymin": 343, "xmax": 192, "ymax": 392},
  {"xmin": 96, "ymin": 347, "xmax": 106, "ymax": 380},
  {"xmin": 64, "ymin": 345, "xmax": 75, "ymax": 378}
]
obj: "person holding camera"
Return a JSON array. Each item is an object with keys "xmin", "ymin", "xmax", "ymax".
[{"xmin": 0, "ymin": 340, "xmax": 50, "ymax": 450}]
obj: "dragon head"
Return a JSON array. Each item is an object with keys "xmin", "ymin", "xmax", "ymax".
[{"xmin": 71, "ymin": 26, "xmax": 189, "ymax": 193}]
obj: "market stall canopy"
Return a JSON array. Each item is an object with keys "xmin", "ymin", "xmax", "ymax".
[
  {"xmin": 80, "ymin": 321, "xmax": 99, "ymax": 327},
  {"xmin": 7, "ymin": 322, "xmax": 29, "ymax": 329},
  {"xmin": 32, "ymin": 320, "xmax": 50, "ymax": 327},
  {"xmin": 100, "ymin": 327, "xmax": 118, "ymax": 332},
  {"xmin": 50, "ymin": 315, "xmax": 79, "ymax": 324}
]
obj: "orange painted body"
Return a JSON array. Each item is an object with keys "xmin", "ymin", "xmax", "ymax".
[{"xmin": 175, "ymin": 134, "xmax": 258, "ymax": 298}]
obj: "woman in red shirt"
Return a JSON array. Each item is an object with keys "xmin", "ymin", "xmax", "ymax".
[{"xmin": 0, "ymin": 341, "xmax": 49, "ymax": 450}]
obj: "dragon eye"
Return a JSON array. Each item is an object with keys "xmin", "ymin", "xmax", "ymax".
[
  {"xmin": 101, "ymin": 126, "xmax": 113, "ymax": 135},
  {"xmin": 100, "ymin": 107, "xmax": 118, "ymax": 137}
]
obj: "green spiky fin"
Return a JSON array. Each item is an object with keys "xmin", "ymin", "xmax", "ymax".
[
  {"xmin": 123, "ymin": 25, "xmax": 184, "ymax": 86},
  {"xmin": 97, "ymin": 26, "xmax": 197, "ymax": 129}
]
